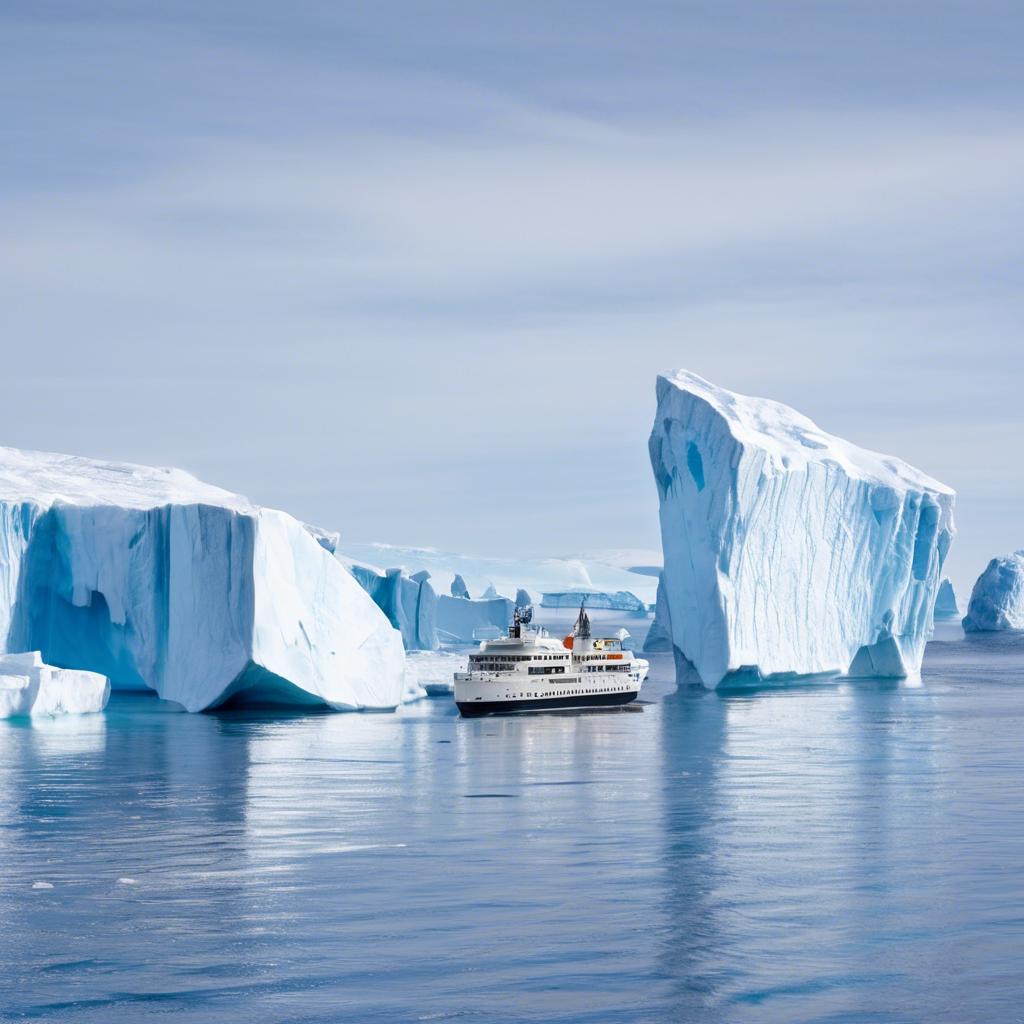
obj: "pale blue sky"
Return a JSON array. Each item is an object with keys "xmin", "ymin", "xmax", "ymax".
[{"xmin": 2, "ymin": 2, "xmax": 1022, "ymax": 595}]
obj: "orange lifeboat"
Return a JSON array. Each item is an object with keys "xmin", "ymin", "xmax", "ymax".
[{"xmin": 562, "ymin": 635, "xmax": 574, "ymax": 650}]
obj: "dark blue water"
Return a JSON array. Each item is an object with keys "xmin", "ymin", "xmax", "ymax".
[{"xmin": 3, "ymin": 630, "xmax": 1024, "ymax": 1023}]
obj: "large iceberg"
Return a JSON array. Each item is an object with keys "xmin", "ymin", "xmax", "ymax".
[
  {"xmin": 0, "ymin": 447, "xmax": 406, "ymax": 711},
  {"xmin": 962, "ymin": 553, "xmax": 1024, "ymax": 632},
  {"xmin": 0, "ymin": 651, "xmax": 109, "ymax": 718},
  {"xmin": 649, "ymin": 371, "xmax": 955, "ymax": 687}
]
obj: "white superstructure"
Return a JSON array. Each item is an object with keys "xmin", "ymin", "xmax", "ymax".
[{"xmin": 454, "ymin": 606, "xmax": 648, "ymax": 717}]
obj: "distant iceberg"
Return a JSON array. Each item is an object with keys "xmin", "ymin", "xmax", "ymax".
[
  {"xmin": 436, "ymin": 594, "xmax": 513, "ymax": 644},
  {"xmin": 338, "ymin": 543, "xmax": 658, "ymax": 608},
  {"xmin": 541, "ymin": 590, "xmax": 646, "ymax": 614},
  {"xmin": 963, "ymin": 553, "xmax": 1024, "ymax": 632},
  {"xmin": 0, "ymin": 651, "xmax": 109, "ymax": 718},
  {"xmin": 650, "ymin": 371, "xmax": 955, "ymax": 687},
  {"xmin": 349, "ymin": 564, "xmax": 439, "ymax": 651},
  {"xmin": 934, "ymin": 578, "xmax": 960, "ymax": 620},
  {"xmin": 0, "ymin": 446, "xmax": 406, "ymax": 712}
]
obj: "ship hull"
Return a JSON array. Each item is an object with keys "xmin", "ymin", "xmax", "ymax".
[{"xmin": 457, "ymin": 690, "xmax": 639, "ymax": 718}]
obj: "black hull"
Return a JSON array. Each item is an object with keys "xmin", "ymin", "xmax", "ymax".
[{"xmin": 457, "ymin": 690, "xmax": 639, "ymax": 718}]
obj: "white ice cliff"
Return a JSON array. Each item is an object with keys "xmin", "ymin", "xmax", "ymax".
[
  {"xmin": 934, "ymin": 578, "xmax": 960, "ymax": 620},
  {"xmin": 0, "ymin": 447, "xmax": 406, "ymax": 711},
  {"xmin": 0, "ymin": 651, "xmax": 109, "ymax": 718},
  {"xmin": 649, "ymin": 371, "xmax": 955, "ymax": 687},
  {"xmin": 962, "ymin": 553, "xmax": 1024, "ymax": 632}
]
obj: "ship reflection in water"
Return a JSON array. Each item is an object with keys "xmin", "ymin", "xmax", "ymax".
[{"xmin": 1, "ymin": 630, "xmax": 1023, "ymax": 1022}]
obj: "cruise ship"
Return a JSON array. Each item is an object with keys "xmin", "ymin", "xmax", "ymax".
[{"xmin": 454, "ymin": 604, "xmax": 648, "ymax": 717}]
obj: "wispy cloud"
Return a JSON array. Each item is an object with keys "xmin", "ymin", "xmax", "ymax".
[{"xmin": 1, "ymin": 4, "xmax": 1022, "ymax": 589}]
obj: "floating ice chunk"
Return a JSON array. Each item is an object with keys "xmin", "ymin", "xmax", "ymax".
[
  {"xmin": 31, "ymin": 882, "xmax": 53, "ymax": 890},
  {"xmin": 649, "ymin": 371, "xmax": 955, "ymax": 686},
  {"xmin": 934, "ymin": 578, "xmax": 960, "ymax": 620},
  {"xmin": 0, "ymin": 446, "xmax": 405, "ymax": 712},
  {"xmin": 0, "ymin": 651, "xmax": 109, "ymax": 718},
  {"xmin": 963, "ymin": 552, "xmax": 1024, "ymax": 632}
]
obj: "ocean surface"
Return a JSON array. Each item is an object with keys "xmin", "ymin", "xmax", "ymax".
[{"xmin": 3, "ymin": 623, "xmax": 1024, "ymax": 1023}]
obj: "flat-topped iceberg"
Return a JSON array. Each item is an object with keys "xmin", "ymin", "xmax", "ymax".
[
  {"xmin": 649, "ymin": 371, "xmax": 955, "ymax": 687},
  {"xmin": 0, "ymin": 447, "xmax": 405, "ymax": 711},
  {"xmin": 540, "ymin": 590, "xmax": 646, "ymax": 614},
  {"xmin": 0, "ymin": 651, "xmax": 109, "ymax": 718},
  {"xmin": 962, "ymin": 553, "xmax": 1024, "ymax": 632}
]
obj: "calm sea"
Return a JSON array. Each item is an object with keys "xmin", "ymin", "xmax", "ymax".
[{"xmin": 2, "ymin": 625, "xmax": 1023, "ymax": 1023}]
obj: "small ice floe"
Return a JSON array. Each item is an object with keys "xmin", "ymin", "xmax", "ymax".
[
  {"xmin": 0, "ymin": 652, "xmax": 109, "ymax": 719},
  {"xmin": 405, "ymin": 650, "xmax": 467, "ymax": 697},
  {"xmin": 117, "ymin": 877, "xmax": 138, "ymax": 885},
  {"xmin": 31, "ymin": 881, "xmax": 54, "ymax": 890}
]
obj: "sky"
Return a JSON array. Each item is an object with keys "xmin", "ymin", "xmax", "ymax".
[{"xmin": 2, "ymin": 1, "xmax": 1022, "ymax": 595}]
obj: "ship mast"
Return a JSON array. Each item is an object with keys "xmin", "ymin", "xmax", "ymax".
[{"xmin": 573, "ymin": 601, "xmax": 591, "ymax": 640}]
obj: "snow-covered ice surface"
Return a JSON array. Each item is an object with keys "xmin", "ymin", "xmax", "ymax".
[
  {"xmin": 0, "ymin": 651, "xmax": 109, "ymax": 718},
  {"xmin": 962, "ymin": 552, "xmax": 1024, "ymax": 632},
  {"xmin": 0, "ymin": 447, "xmax": 405, "ymax": 712},
  {"xmin": 934, "ymin": 577, "xmax": 960, "ymax": 620},
  {"xmin": 650, "ymin": 371, "xmax": 955, "ymax": 687},
  {"xmin": 338, "ymin": 543, "xmax": 658, "ymax": 607}
]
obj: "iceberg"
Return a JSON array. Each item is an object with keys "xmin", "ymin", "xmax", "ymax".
[
  {"xmin": 540, "ymin": 590, "xmax": 647, "ymax": 614},
  {"xmin": 643, "ymin": 574, "xmax": 673, "ymax": 652},
  {"xmin": 649, "ymin": 371, "xmax": 955, "ymax": 687},
  {"xmin": 338, "ymin": 543, "xmax": 658, "ymax": 608},
  {"xmin": 435, "ymin": 594, "xmax": 513, "ymax": 644},
  {"xmin": 0, "ymin": 446, "xmax": 406, "ymax": 712},
  {"xmin": 348, "ymin": 564, "xmax": 439, "ymax": 651},
  {"xmin": 0, "ymin": 651, "xmax": 110, "ymax": 718},
  {"xmin": 962, "ymin": 553, "xmax": 1024, "ymax": 632},
  {"xmin": 934, "ymin": 577, "xmax": 960, "ymax": 620}
]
